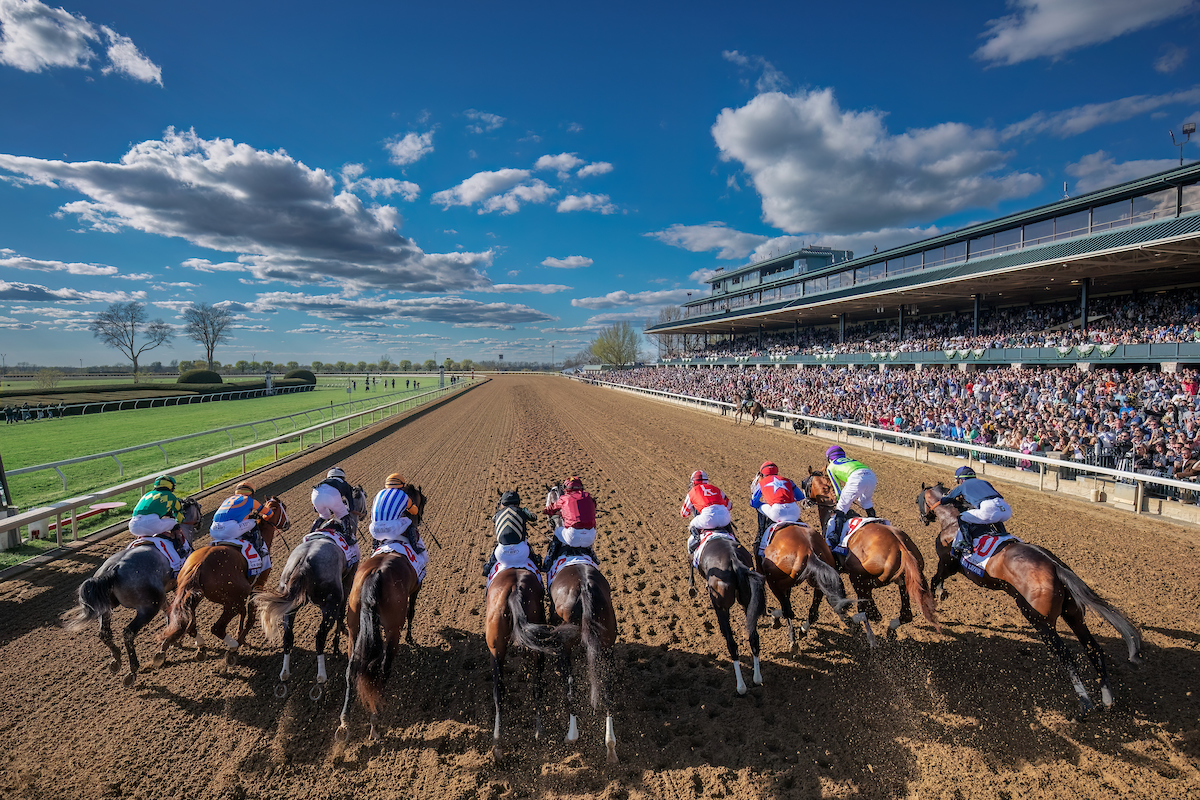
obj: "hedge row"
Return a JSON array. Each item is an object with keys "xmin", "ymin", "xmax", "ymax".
[{"xmin": 1, "ymin": 378, "xmax": 312, "ymax": 401}]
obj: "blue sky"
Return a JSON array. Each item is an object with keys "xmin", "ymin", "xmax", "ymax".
[{"xmin": 1, "ymin": 0, "xmax": 1198, "ymax": 368}]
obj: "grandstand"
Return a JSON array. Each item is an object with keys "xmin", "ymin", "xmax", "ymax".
[{"xmin": 646, "ymin": 162, "xmax": 1200, "ymax": 369}]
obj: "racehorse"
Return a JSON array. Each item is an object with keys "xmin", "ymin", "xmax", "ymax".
[
  {"xmin": 733, "ymin": 400, "xmax": 766, "ymax": 427},
  {"xmin": 156, "ymin": 497, "xmax": 290, "ymax": 670},
  {"xmin": 688, "ymin": 529, "xmax": 766, "ymax": 694},
  {"xmin": 547, "ymin": 555, "xmax": 619, "ymax": 763},
  {"xmin": 256, "ymin": 486, "xmax": 367, "ymax": 700},
  {"xmin": 759, "ymin": 521, "xmax": 858, "ymax": 652},
  {"xmin": 62, "ymin": 499, "xmax": 202, "ymax": 688},
  {"xmin": 918, "ymin": 483, "xmax": 1143, "ymax": 716},
  {"xmin": 802, "ymin": 470, "xmax": 938, "ymax": 645},
  {"xmin": 335, "ymin": 486, "xmax": 428, "ymax": 741}
]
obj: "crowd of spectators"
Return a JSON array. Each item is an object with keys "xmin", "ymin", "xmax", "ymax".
[
  {"xmin": 3, "ymin": 402, "xmax": 65, "ymax": 423},
  {"xmin": 603, "ymin": 364, "xmax": 1200, "ymax": 496},
  {"xmin": 671, "ymin": 288, "xmax": 1200, "ymax": 359}
]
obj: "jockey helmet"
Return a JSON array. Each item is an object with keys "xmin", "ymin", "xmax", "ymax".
[
  {"xmin": 565, "ymin": 476, "xmax": 584, "ymax": 491},
  {"xmin": 825, "ymin": 445, "xmax": 845, "ymax": 461},
  {"xmin": 954, "ymin": 466, "xmax": 977, "ymax": 482},
  {"xmin": 385, "ymin": 473, "xmax": 405, "ymax": 488},
  {"xmin": 759, "ymin": 462, "xmax": 778, "ymax": 476},
  {"xmin": 234, "ymin": 481, "xmax": 254, "ymax": 495},
  {"xmin": 326, "ymin": 467, "xmax": 346, "ymax": 479},
  {"xmin": 691, "ymin": 470, "xmax": 708, "ymax": 485},
  {"xmin": 500, "ymin": 490, "xmax": 520, "ymax": 506},
  {"xmin": 153, "ymin": 474, "xmax": 176, "ymax": 491}
]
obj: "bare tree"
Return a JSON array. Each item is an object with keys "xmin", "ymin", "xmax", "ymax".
[
  {"xmin": 183, "ymin": 302, "xmax": 233, "ymax": 369},
  {"xmin": 89, "ymin": 302, "xmax": 174, "ymax": 383},
  {"xmin": 590, "ymin": 321, "xmax": 640, "ymax": 367}
]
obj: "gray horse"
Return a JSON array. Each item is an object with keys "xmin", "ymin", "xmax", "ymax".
[
  {"xmin": 62, "ymin": 499, "xmax": 202, "ymax": 688},
  {"xmin": 255, "ymin": 486, "xmax": 366, "ymax": 700}
]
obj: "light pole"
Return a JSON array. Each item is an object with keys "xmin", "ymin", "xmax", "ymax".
[
  {"xmin": 551, "ymin": 344, "xmax": 555, "ymax": 370},
  {"xmin": 1, "ymin": 354, "xmax": 5, "ymax": 387},
  {"xmin": 1170, "ymin": 122, "xmax": 1196, "ymax": 166}
]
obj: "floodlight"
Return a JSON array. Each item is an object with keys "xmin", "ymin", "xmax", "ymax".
[{"xmin": 1184, "ymin": 122, "xmax": 1197, "ymax": 135}]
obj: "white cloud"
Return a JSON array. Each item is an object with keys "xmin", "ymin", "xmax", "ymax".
[
  {"xmin": 1156, "ymin": 44, "xmax": 1189, "ymax": 73},
  {"xmin": 645, "ymin": 222, "xmax": 769, "ymax": 260},
  {"xmin": 1003, "ymin": 87, "xmax": 1200, "ymax": 139},
  {"xmin": 722, "ymin": 49, "xmax": 788, "ymax": 93},
  {"xmin": 0, "ymin": 252, "xmax": 116, "ymax": 275},
  {"xmin": 0, "ymin": 0, "xmax": 161, "ymax": 83},
  {"xmin": 485, "ymin": 283, "xmax": 571, "ymax": 294},
  {"xmin": 650, "ymin": 220, "xmax": 940, "ymax": 264},
  {"xmin": 256, "ymin": 291, "xmax": 556, "ymax": 327},
  {"xmin": 535, "ymin": 152, "xmax": 584, "ymax": 178},
  {"xmin": 1066, "ymin": 151, "xmax": 1181, "ymax": 193},
  {"xmin": 712, "ymin": 87, "xmax": 1041, "ymax": 233},
  {"xmin": 541, "ymin": 255, "xmax": 593, "ymax": 269},
  {"xmin": 566, "ymin": 122, "xmax": 583, "ymax": 133},
  {"xmin": 576, "ymin": 161, "xmax": 613, "ymax": 178},
  {"xmin": 385, "ymin": 131, "xmax": 434, "ymax": 166},
  {"xmin": 464, "ymin": 109, "xmax": 505, "ymax": 133},
  {"xmin": 480, "ymin": 179, "xmax": 556, "ymax": 215},
  {"xmin": 0, "ymin": 278, "xmax": 144, "ymax": 302},
  {"xmin": 572, "ymin": 289, "xmax": 696, "ymax": 309},
  {"xmin": 354, "ymin": 177, "xmax": 420, "ymax": 201},
  {"xmin": 432, "ymin": 168, "xmax": 530, "ymax": 208},
  {"xmin": 975, "ymin": 0, "xmax": 1197, "ymax": 66},
  {"xmin": 557, "ymin": 193, "xmax": 616, "ymax": 214}
]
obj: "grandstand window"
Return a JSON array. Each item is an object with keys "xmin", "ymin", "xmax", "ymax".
[
  {"xmin": 1180, "ymin": 183, "xmax": 1200, "ymax": 214},
  {"xmin": 1055, "ymin": 210, "xmax": 1090, "ymax": 239},
  {"xmin": 1092, "ymin": 199, "xmax": 1132, "ymax": 231},
  {"xmin": 904, "ymin": 252, "xmax": 924, "ymax": 270},
  {"xmin": 1132, "ymin": 188, "xmax": 1177, "ymax": 221},
  {"xmin": 1024, "ymin": 218, "xmax": 1054, "ymax": 246},
  {"xmin": 923, "ymin": 246, "xmax": 944, "ymax": 267},
  {"xmin": 994, "ymin": 227, "xmax": 1021, "ymax": 251},
  {"xmin": 885, "ymin": 257, "xmax": 903, "ymax": 275},
  {"xmin": 944, "ymin": 241, "xmax": 967, "ymax": 263},
  {"xmin": 968, "ymin": 234, "xmax": 993, "ymax": 257}
]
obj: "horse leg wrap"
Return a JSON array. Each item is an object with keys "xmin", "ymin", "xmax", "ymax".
[
  {"xmin": 222, "ymin": 634, "xmax": 239, "ymax": 651},
  {"xmin": 279, "ymin": 652, "xmax": 291, "ymax": 682},
  {"xmin": 733, "ymin": 661, "xmax": 747, "ymax": 695},
  {"xmin": 566, "ymin": 714, "xmax": 579, "ymax": 743},
  {"xmin": 316, "ymin": 654, "xmax": 327, "ymax": 684},
  {"xmin": 752, "ymin": 655, "xmax": 763, "ymax": 686}
]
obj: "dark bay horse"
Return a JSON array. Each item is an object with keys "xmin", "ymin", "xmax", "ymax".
[
  {"xmin": 734, "ymin": 400, "xmax": 766, "ymax": 426},
  {"xmin": 803, "ymin": 470, "xmax": 939, "ymax": 645},
  {"xmin": 62, "ymin": 499, "xmax": 202, "ymax": 687},
  {"xmin": 335, "ymin": 486, "xmax": 428, "ymax": 741},
  {"xmin": 548, "ymin": 558, "xmax": 619, "ymax": 763},
  {"xmin": 918, "ymin": 483, "xmax": 1143, "ymax": 716},
  {"xmin": 759, "ymin": 521, "xmax": 857, "ymax": 651},
  {"xmin": 157, "ymin": 497, "xmax": 290, "ymax": 670},
  {"xmin": 688, "ymin": 531, "xmax": 765, "ymax": 694}
]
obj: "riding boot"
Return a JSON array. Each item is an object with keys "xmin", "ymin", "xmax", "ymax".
[
  {"xmin": 246, "ymin": 526, "xmax": 267, "ymax": 560},
  {"xmin": 686, "ymin": 528, "xmax": 701, "ymax": 559},
  {"xmin": 863, "ymin": 506, "xmax": 877, "ymax": 520},
  {"xmin": 340, "ymin": 515, "xmax": 357, "ymax": 548},
  {"xmin": 482, "ymin": 552, "xmax": 497, "ymax": 578},
  {"xmin": 404, "ymin": 526, "xmax": 425, "ymax": 554},
  {"xmin": 951, "ymin": 522, "xmax": 974, "ymax": 558},
  {"xmin": 170, "ymin": 526, "xmax": 188, "ymax": 560},
  {"xmin": 542, "ymin": 538, "xmax": 561, "ymax": 573},
  {"xmin": 825, "ymin": 511, "xmax": 847, "ymax": 548}
]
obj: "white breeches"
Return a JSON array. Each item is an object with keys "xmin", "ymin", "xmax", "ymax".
[
  {"xmin": 689, "ymin": 505, "xmax": 732, "ymax": 531},
  {"xmin": 494, "ymin": 541, "xmax": 531, "ymax": 567},
  {"xmin": 209, "ymin": 518, "xmax": 255, "ymax": 542},
  {"xmin": 312, "ymin": 485, "xmax": 350, "ymax": 522},
  {"xmin": 369, "ymin": 517, "xmax": 412, "ymax": 542},
  {"xmin": 835, "ymin": 469, "xmax": 877, "ymax": 514},
  {"xmin": 554, "ymin": 526, "xmax": 596, "ymax": 547},
  {"xmin": 961, "ymin": 498, "xmax": 1013, "ymax": 525},
  {"xmin": 129, "ymin": 514, "xmax": 176, "ymax": 538},
  {"xmin": 759, "ymin": 502, "xmax": 800, "ymax": 525}
]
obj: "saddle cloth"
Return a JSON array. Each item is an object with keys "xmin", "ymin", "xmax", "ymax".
[
  {"xmin": 127, "ymin": 536, "xmax": 183, "ymax": 573},
  {"xmin": 372, "ymin": 541, "xmax": 428, "ymax": 584},
  {"xmin": 486, "ymin": 558, "xmax": 540, "ymax": 590},
  {"xmin": 758, "ymin": 521, "xmax": 810, "ymax": 557},
  {"xmin": 547, "ymin": 553, "xmax": 598, "ymax": 585},
  {"xmin": 211, "ymin": 540, "xmax": 270, "ymax": 578},
  {"xmin": 692, "ymin": 529, "xmax": 738, "ymax": 570},
  {"xmin": 832, "ymin": 517, "xmax": 890, "ymax": 558},
  {"xmin": 303, "ymin": 529, "xmax": 360, "ymax": 568},
  {"xmin": 959, "ymin": 532, "xmax": 1020, "ymax": 580}
]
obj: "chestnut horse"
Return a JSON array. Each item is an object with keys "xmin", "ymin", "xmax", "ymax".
[
  {"xmin": 156, "ymin": 497, "xmax": 290, "ymax": 669},
  {"xmin": 733, "ymin": 400, "xmax": 766, "ymax": 427},
  {"xmin": 335, "ymin": 486, "xmax": 428, "ymax": 742},
  {"xmin": 63, "ymin": 499, "xmax": 202, "ymax": 688},
  {"xmin": 802, "ymin": 470, "xmax": 938, "ymax": 645},
  {"xmin": 547, "ymin": 558, "xmax": 619, "ymax": 763},
  {"xmin": 759, "ymin": 521, "xmax": 858, "ymax": 651},
  {"xmin": 918, "ymin": 483, "xmax": 1143, "ymax": 716},
  {"xmin": 688, "ymin": 531, "xmax": 766, "ymax": 694}
]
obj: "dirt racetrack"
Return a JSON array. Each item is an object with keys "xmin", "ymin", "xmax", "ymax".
[{"xmin": 2, "ymin": 375, "xmax": 1199, "ymax": 800}]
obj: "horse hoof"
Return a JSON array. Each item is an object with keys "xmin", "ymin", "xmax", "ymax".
[
  {"xmin": 107, "ymin": 659, "xmax": 120, "ymax": 674},
  {"xmin": 225, "ymin": 651, "xmax": 239, "ymax": 667},
  {"xmin": 334, "ymin": 725, "xmax": 350, "ymax": 744},
  {"xmin": 194, "ymin": 648, "xmax": 206, "ymax": 662},
  {"xmin": 369, "ymin": 726, "xmax": 381, "ymax": 741},
  {"xmin": 1101, "ymin": 687, "xmax": 1114, "ymax": 708},
  {"xmin": 607, "ymin": 748, "xmax": 619, "ymax": 765},
  {"xmin": 309, "ymin": 684, "xmax": 323, "ymax": 701},
  {"xmin": 122, "ymin": 673, "xmax": 136, "ymax": 689},
  {"xmin": 687, "ymin": 587, "xmax": 697, "ymax": 598},
  {"xmin": 274, "ymin": 683, "xmax": 288, "ymax": 699},
  {"xmin": 492, "ymin": 743, "xmax": 503, "ymax": 761},
  {"xmin": 150, "ymin": 653, "xmax": 166, "ymax": 670},
  {"xmin": 790, "ymin": 641, "xmax": 799, "ymax": 654},
  {"xmin": 888, "ymin": 618, "xmax": 903, "ymax": 631}
]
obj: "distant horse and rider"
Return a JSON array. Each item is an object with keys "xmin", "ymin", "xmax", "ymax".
[{"xmin": 733, "ymin": 398, "xmax": 767, "ymax": 427}]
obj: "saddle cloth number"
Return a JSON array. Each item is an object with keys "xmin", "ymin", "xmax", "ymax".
[
  {"xmin": 960, "ymin": 532, "xmax": 1020, "ymax": 578},
  {"xmin": 548, "ymin": 553, "xmax": 597, "ymax": 584},
  {"xmin": 303, "ymin": 530, "xmax": 357, "ymax": 564}
]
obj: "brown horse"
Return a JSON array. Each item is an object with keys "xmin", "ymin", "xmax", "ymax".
[
  {"xmin": 335, "ymin": 486, "xmax": 427, "ymax": 741},
  {"xmin": 156, "ymin": 497, "xmax": 290, "ymax": 669},
  {"xmin": 688, "ymin": 531, "xmax": 765, "ymax": 693},
  {"xmin": 734, "ymin": 400, "xmax": 766, "ymax": 426},
  {"xmin": 547, "ymin": 558, "xmax": 619, "ymax": 763},
  {"xmin": 802, "ymin": 470, "xmax": 938, "ymax": 645},
  {"xmin": 918, "ymin": 483, "xmax": 1143, "ymax": 716},
  {"xmin": 759, "ymin": 522, "xmax": 858, "ymax": 651}
]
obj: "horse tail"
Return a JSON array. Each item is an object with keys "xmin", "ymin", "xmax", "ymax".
[
  {"xmin": 734, "ymin": 553, "xmax": 766, "ymax": 631},
  {"xmin": 1037, "ymin": 546, "xmax": 1143, "ymax": 664},
  {"xmin": 579, "ymin": 572, "xmax": 607, "ymax": 710},
  {"xmin": 507, "ymin": 584, "xmax": 570, "ymax": 654},
  {"xmin": 254, "ymin": 567, "xmax": 310, "ymax": 646},
  {"xmin": 893, "ymin": 528, "xmax": 940, "ymax": 632},
  {"xmin": 63, "ymin": 570, "xmax": 117, "ymax": 631},
  {"xmin": 352, "ymin": 567, "xmax": 387, "ymax": 715},
  {"xmin": 158, "ymin": 555, "xmax": 204, "ymax": 644},
  {"xmin": 804, "ymin": 552, "xmax": 854, "ymax": 618}
]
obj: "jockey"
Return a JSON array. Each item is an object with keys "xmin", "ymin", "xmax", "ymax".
[
  {"xmin": 129, "ymin": 474, "xmax": 188, "ymax": 560},
  {"xmin": 823, "ymin": 446, "xmax": 878, "ymax": 548},
  {"xmin": 542, "ymin": 476, "xmax": 598, "ymax": 570},
  {"xmin": 209, "ymin": 481, "xmax": 271, "ymax": 560},
  {"xmin": 749, "ymin": 462, "xmax": 803, "ymax": 565},
  {"xmin": 369, "ymin": 473, "xmax": 425, "ymax": 554},
  {"xmin": 482, "ymin": 490, "xmax": 541, "ymax": 577},
  {"xmin": 741, "ymin": 385, "xmax": 755, "ymax": 413},
  {"xmin": 681, "ymin": 470, "xmax": 732, "ymax": 557},
  {"xmin": 311, "ymin": 466, "xmax": 358, "ymax": 546},
  {"xmin": 941, "ymin": 466, "xmax": 1013, "ymax": 558}
]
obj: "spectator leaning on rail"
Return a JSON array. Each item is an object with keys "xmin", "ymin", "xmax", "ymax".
[
  {"xmin": 129, "ymin": 474, "xmax": 190, "ymax": 564},
  {"xmin": 823, "ymin": 446, "xmax": 878, "ymax": 547},
  {"xmin": 209, "ymin": 481, "xmax": 272, "ymax": 562},
  {"xmin": 749, "ymin": 461, "xmax": 804, "ymax": 569},
  {"xmin": 542, "ymin": 476, "xmax": 598, "ymax": 570},
  {"xmin": 311, "ymin": 466, "xmax": 359, "ymax": 547},
  {"xmin": 369, "ymin": 473, "xmax": 424, "ymax": 553},
  {"xmin": 681, "ymin": 470, "xmax": 733, "ymax": 558},
  {"xmin": 939, "ymin": 465, "xmax": 1013, "ymax": 558}
]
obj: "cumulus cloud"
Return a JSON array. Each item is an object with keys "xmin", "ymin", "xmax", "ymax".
[
  {"xmin": 557, "ymin": 193, "xmax": 616, "ymax": 214},
  {"xmin": 645, "ymin": 222, "xmax": 770, "ymax": 260},
  {"xmin": 975, "ymin": 0, "xmax": 1197, "ymax": 66},
  {"xmin": 385, "ymin": 131, "xmax": 434, "ymax": 166},
  {"xmin": 712, "ymin": 87, "xmax": 1041, "ymax": 233},
  {"xmin": 576, "ymin": 161, "xmax": 613, "ymax": 178},
  {"xmin": 0, "ymin": 127, "xmax": 494, "ymax": 294},
  {"xmin": 0, "ymin": 252, "xmax": 116, "ymax": 275},
  {"xmin": 650, "ymin": 220, "xmax": 940, "ymax": 264},
  {"xmin": 354, "ymin": 177, "xmax": 420, "ymax": 200},
  {"xmin": 722, "ymin": 49, "xmax": 788, "ymax": 93},
  {"xmin": 485, "ymin": 283, "xmax": 571, "ymax": 294},
  {"xmin": 1003, "ymin": 86, "xmax": 1200, "ymax": 139},
  {"xmin": 464, "ymin": 109, "xmax": 505, "ymax": 133},
  {"xmin": 541, "ymin": 255, "xmax": 593, "ymax": 269},
  {"xmin": 1066, "ymin": 151, "xmax": 1181, "ymax": 193},
  {"xmin": 571, "ymin": 289, "xmax": 696, "ymax": 309},
  {"xmin": 0, "ymin": 0, "xmax": 161, "ymax": 83},
  {"xmin": 432, "ymin": 168, "xmax": 530, "ymax": 208},
  {"xmin": 0, "ymin": 278, "xmax": 143, "ymax": 302},
  {"xmin": 480, "ymin": 180, "xmax": 556, "ymax": 215},
  {"xmin": 1156, "ymin": 44, "xmax": 1188, "ymax": 73},
  {"xmin": 254, "ymin": 291, "xmax": 556, "ymax": 327},
  {"xmin": 535, "ymin": 152, "xmax": 584, "ymax": 178}
]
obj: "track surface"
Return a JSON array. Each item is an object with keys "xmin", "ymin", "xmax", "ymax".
[{"xmin": 2, "ymin": 376, "xmax": 1198, "ymax": 799}]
